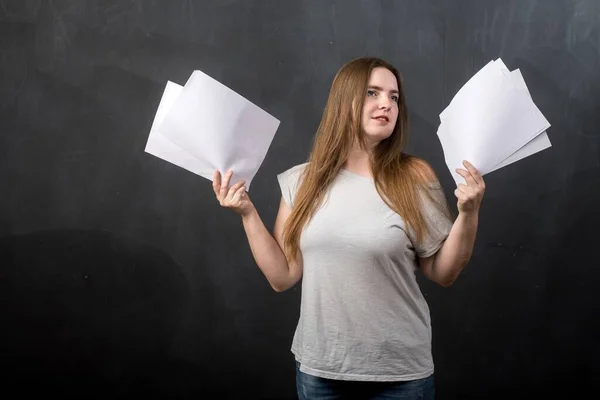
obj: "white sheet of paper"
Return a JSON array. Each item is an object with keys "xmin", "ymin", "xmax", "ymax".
[
  {"xmin": 438, "ymin": 122, "xmax": 551, "ymax": 183},
  {"xmin": 437, "ymin": 58, "xmax": 551, "ymax": 183},
  {"xmin": 440, "ymin": 63, "xmax": 551, "ymax": 175},
  {"xmin": 159, "ymin": 70, "xmax": 280, "ymax": 190},
  {"xmin": 145, "ymin": 81, "xmax": 216, "ymax": 181},
  {"xmin": 488, "ymin": 68, "xmax": 551, "ymax": 172},
  {"xmin": 437, "ymin": 123, "xmax": 472, "ymax": 184},
  {"xmin": 440, "ymin": 59, "xmax": 503, "ymax": 123}
]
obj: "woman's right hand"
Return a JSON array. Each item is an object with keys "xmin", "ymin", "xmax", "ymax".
[{"xmin": 212, "ymin": 170, "xmax": 255, "ymax": 216}]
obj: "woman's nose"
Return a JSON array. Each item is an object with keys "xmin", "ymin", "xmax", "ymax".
[{"xmin": 379, "ymin": 98, "xmax": 392, "ymax": 110}]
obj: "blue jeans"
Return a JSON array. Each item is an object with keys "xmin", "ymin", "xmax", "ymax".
[{"xmin": 295, "ymin": 362, "xmax": 435, "ymax": 400}]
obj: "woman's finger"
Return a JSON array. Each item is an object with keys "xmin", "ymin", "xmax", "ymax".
[
  {"xmin": 220, "ymin": 170, "xmax": 234, "ymax": 199},
  {"xmin": 456, "ymin": 168, "xmax": 477, "ymax": 187},
  {"xmin": 233, "ymin": 185, "xmax": 247, "ymax": 202},
  {"xmin": 462, "ymin": 160, "xmax": 484, "ymax": 187},
  {"xmin": 457, "ymin": 183, "xmax": 472, "ymax": 194},
  {"xmin": 225, "ymin": 180, "xmax": 246, "ymax": 201},
  {"xmin": 454, "ymin": 188, "xmax": 467, "ymax": 200},
  {"xmin": 213, "ymin": 170, "xmax": 221, "ymax": 197}
]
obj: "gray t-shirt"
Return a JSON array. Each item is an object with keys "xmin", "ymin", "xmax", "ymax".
[{"xmin": 277, "ymin": 162, "xmax": 453, "ymax": 382}]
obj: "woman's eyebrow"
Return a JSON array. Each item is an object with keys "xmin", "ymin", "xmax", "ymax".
[{"xmin": 368, "ymin": 85, "xmax": 399, "ymax": 94}]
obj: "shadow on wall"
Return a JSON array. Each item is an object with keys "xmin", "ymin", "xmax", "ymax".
[{"xmin": 0, "ymin": 229, "xmax": 205, "ymax": 396}]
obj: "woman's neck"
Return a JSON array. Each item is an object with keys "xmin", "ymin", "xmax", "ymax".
[{"xmin": 342, "ymin": 146, "xmax": 374, "ymax": 178}]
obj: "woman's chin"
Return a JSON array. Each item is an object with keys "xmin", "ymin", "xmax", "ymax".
[{"xmin": 364, "ymin": 130, "xmax": 393, "ymax": 144}]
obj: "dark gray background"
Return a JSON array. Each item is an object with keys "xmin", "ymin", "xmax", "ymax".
[{"xmin": 1, "ymin": 0, "xmax": 599, "ymax": 398}]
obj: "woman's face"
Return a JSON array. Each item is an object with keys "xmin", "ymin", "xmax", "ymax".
[{"xmin": 360, "ymin": 67, "xmax": 400, "ymax": 146}]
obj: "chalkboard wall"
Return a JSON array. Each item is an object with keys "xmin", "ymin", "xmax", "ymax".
[{"xmin": 1, "ymin": 1, "xmax": 599, "ymax": 398}]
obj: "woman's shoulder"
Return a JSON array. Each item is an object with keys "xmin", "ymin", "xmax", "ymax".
[
  {"xmin": 278, "ymin": 162, "xmax": 309, "ymax": 178},
  {"xmin": 277, "ymin": 162, "xmax": 310, "ymax": 206}
]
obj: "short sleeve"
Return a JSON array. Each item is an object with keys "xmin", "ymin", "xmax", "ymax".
[
  {"xmin": 276, "ymin": 163, "xmax": 308, "ymax": 208},
  {"xmin": 410, "ymin": 181, "xmax": 454, "ymax": 258}
]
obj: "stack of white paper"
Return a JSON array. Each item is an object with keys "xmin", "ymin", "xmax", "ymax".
[
  {"xmin": 437, "ymin": 58, "xmax": 551, "ymax": 184},
  {"xmin": 145, "ymin": 70, "xmax": 281, "ymax": 191}
]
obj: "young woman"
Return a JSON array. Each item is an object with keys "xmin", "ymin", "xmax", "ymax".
[{"xmin": 212, "ymin": 57, "xmax": 485, "ymax": 399}]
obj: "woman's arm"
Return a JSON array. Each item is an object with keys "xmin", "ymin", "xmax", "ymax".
[
  {"xmin": 213, "ymin": 170, "xmax": 302, "ymax": 292},
  {"xmin": 419, "ymin": 160, "xmax": 485, "ymax": 287},
  {"xmin": 241, "ymin": 198, "xmax": 303, "ymax": 292}
]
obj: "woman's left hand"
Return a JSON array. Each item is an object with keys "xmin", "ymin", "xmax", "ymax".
[{"xmin": 455, "ymin": 160, "xmax": 486, "ymax": 214}]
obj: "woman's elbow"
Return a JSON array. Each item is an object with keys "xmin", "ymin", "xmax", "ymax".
[
  {"xmin": 437, "ymin": 277, "xmax": 456, "ymax": 288},
  {"xmin": 270, "ymin": 279, "xmax": 294, "ymax": 292},
  {"xmin": 271, "ymin": 283, "xmax": 289, "ymax": 292}
]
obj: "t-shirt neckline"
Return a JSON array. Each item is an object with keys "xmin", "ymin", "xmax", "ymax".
[{"xmin": 339, "ymin": 168, "xmax": 374, "ymax": 181}]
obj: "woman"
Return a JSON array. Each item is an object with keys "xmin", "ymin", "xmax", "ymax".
[{"xmin": 212, "ymin": 57, "xmax": 485, "ymax": 399}]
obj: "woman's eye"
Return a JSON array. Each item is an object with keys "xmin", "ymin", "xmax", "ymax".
[
  {"xmin": 391, "ymin": 95, "xmax": 399, "ymax": 102},
  {"xmin": 367, "ymin": 90, "xmax": 377, "ymax": 97}
]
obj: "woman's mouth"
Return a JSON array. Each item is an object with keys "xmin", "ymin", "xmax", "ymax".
[{"xmin": 372, "ymin": 116, "xmax": 389, "ymax": 124}]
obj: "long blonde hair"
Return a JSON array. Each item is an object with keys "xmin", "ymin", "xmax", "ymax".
[{"xmin": 283, "ymin": 57, "xmax": 453, "ymax": 263}]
